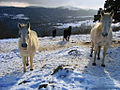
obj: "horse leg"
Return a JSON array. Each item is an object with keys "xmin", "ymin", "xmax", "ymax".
[
  {"xmin": 22, "ymin": 56, "xmax": 26, "ymax": 72},
  {"xmin": 101, "ymin": 46, "xmax": 108, "ymax": 67},
  {"xmin": 63, "ymin": 36, "xmax": 66, "ymax": 41},
  {"xmin": 30, "ymin": 55, "xmax": 34, "ymax": 71},
  {"xmin": 65, "ymin": 36, "xmax": 68, "ymax": 41},
  {"xmin": 68, "ymin": 35, "xmax": 70, "ymax": 41},
  {"xmin": 26, "ymin": 56, "xmax": 29, "ymax": 66},
  {"xmin": 67, "ymin": 36, "xmax": 68, "ymax": 41},
  {"xmin": 90, "ymin": 41, "xmax": 94, "ymax": 57},
  {"xmin": 67, "ymin": 36, "xmax": 69, "ymax": 41},
  {"xmin": 92, "ymin": 46, "xmax": 98, "ymax": 66},
  {"xmin": 63, "ymin": 36, "xmax": 64, "ymax": 41},
  {"xmin": 97, "ymin": 46, "xmax": 101, "ymax": 60}
]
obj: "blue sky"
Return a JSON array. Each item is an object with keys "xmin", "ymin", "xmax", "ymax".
[{"xmin": 0, "ymin": 0, "xmax": 106, "ymax": 9}]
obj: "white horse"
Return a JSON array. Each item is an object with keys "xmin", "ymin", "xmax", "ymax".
[
  {"xmin": 18, "ymin": 22, "xmax": 39, "ymax": 72},
  {"xmin": 90, "ymin": 12, "xmax": 113, "ymax": 67}
]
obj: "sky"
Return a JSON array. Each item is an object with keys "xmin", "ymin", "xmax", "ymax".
[{"xmin": 0, "ymin": 0, "xmax": 106, "ymax": 10}]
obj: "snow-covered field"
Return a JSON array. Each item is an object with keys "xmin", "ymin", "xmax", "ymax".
[
  {"xmin": 0, "ymin": 32, "xmax": 120, "ymax": 90},
  {"xmin": 2, "ymin": 13, "xmax": 29, "ymax": 20},
  {"xmin": 54, "ymin": 20, "xmax": 94, "ymax": 29}
]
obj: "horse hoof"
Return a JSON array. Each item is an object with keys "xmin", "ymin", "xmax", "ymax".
[
  {"xmin": 97, "ymin": 57, "xmax": 100, "ymax": 60},
  {"xmin": 101, "ymin": 64, "xmax": 105, "ymax": 67},
  {"xmin": 26, "ymin": 64, "xmax": 29, "ymax": 66},
  {"xmin": 90, "ymin": 54, "xmax": 92, "ymax": 57},
  {"xmin": 92, "ymin": 63, "xmax": 96, "ymax": 66},
  {"xmin": 30, "ymin": 69, "xmax": 33, "ymax": 71}
]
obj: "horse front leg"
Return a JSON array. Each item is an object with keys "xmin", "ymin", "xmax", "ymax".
[
  {"xmin": 101, "ymin": 46, "xmax": 108, "ymax": 67},
  {"xmin": 22, "ymin": 56, "xmax": 27, "ymax": 72},
  {"xmin": 97, "ymin": 46, "xmax": 101, "ymax": 60},
  {"xmin": 30, "ymin": 55, "xmax": 34, "ymax": 71},
  {"xmin": 67, "ymin": 36, "xmax": 70, "ymax": 41},
  {"xmin": 26, "ymin": 56, "xmax": 29, "ymax": 66}
]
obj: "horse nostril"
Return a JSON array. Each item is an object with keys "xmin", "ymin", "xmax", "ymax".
[
  {"xmin": 102, "ymin": 32, "xmax": 108, "ymax": 37},
  {"xmin": 21, "ymin": 43, "xmax": 27, "ymax": 48}
]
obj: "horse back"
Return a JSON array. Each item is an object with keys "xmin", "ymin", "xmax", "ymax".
[{"xmin": 30, "ymin": 30, "xmax": 39, "ymax": 50}]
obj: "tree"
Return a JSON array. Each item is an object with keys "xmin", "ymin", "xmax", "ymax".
[
  {"xmin": 104, "ymin": 0, "xmax": 120, "ymax": 23},
  {"xmin": 94, "ymin": 0, "xmax": 120, "ymax": 23}
]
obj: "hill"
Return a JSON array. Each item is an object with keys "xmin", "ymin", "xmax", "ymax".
[
  {"xmin": 0, "ymin": 31, "xmax": 120, "ymax": 89},
  {"xmin": 0, "ymin": 6, "xmax": 97, "ymax": 38}
]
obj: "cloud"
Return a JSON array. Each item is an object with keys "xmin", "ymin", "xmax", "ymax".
[
  {"xmin": 0, "ymin": 0, "xmax": 106, "ymax": 9},
  {"xmin": 0, "ymin": 1, "xmax": 36, "ymax": 7}
]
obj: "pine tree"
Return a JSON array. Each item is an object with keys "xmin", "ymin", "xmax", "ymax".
[
  {"xmin": 104, "ymin": 0, "xmax": 120, "ymax": 23},
  {"xmin": 94, "ymin": 0, "xmax": 120, "ymax": 23}
]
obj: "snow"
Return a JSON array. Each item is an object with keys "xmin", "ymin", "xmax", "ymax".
[
  {"xmin": 112, "ymin": 22, "xmax": 120, "ymax": 27},
  {"xmin": 0, "ymin": 31, "xmax": 120, "ymax": 90},
  {"xmin": 1, "ymin": 13, "xmax": 29, "ymax": 20},
  {"xmin": 54, "ymin": 20, "xmax": 120, "ymax": 29},
  {"xmin": 12, "ymin": 14, "xmax": 29, "ymax": 20},
  {"xmin": 54, "ymin": 20, "xmax": 94, "ymax": 29}
]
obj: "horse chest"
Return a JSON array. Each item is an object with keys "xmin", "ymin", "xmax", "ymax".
[{"xmin": 96, "ymin": 37, "xmax": 110, "ymax": 46}]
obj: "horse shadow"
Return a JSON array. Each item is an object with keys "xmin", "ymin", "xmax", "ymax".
[
  {"xmin": 0, "ymin": 48, "xmax": 30, "ymax": 90},
  {"xmin": 57, "ymin": 41, "xmax": 68, "ymax": 47},
  {"xmin": 83, "ymin": 47, "xmax": 120, "ymax": 89},
  {"xmin": 0, "ymin": 69, "xmax": 25, "ymax": 90}
]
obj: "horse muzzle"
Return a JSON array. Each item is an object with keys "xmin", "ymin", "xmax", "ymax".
[
  {"xmin": 21, "ymin": 43, "xmax": 27, "ymax": 48},
  {"xmin": 102, "ymin": 32, "xmax": 108, "ymax": 37}
]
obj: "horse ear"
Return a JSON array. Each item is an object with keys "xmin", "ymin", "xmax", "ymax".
[
  {"xmin": 18, "ymin": 23, "xmax": 22, "ymax": 29},
  {"xmin": 27, "ymin": 22, "xmax": 30, "ymax": 29},
  {"xmin": 110, "ymin": 11, "xmax": 114, "ymax": 18}
]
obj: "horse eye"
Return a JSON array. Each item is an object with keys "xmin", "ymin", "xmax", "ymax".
[{"xmin": 27, "ymin": 32, "xmax": 29, "ymax": 34}]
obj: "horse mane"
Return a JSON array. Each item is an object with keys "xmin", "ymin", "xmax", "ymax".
[{"xmin": 93, "ymin": 23, "xmax": 102, "ymax": 36}]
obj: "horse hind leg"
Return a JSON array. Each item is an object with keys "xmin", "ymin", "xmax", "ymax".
[
  {"xmin": 92, "ymin": 46, "xmax": 98, "ymax": 66},
  {"xmin": 97, "ymin": 46, "xmax": 101, "ymax": 60},
  {"xmin": 26, "ymin": 56, "xmax": 29, "ymax": 66},
  {"xmin": 90, "ymin": 41, "xmax": 94, "ymax": 57},
  {"xmin": 92, "ymin": 49, "xmax": 97, "ymax": 66},
  {"xmin": 101, "ymin": 46, "xmax": 108, "ymax": 67},
  {"xmin": 65, "ymin": 36, "xmax": 68, "ymax": 41}
]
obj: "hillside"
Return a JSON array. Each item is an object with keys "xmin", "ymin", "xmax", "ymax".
[
  {"xmin": 0, "ymin": 6, "xmax": 97, "ymax": 38},
  {"xmin": 0, "ymin": 31, "xmax": 120, "ymax": 89}
]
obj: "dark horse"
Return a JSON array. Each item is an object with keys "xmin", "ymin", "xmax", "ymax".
[
  {"xmin": 63, "ymin": 26, "xmax": 72, "ymax": 41},
  {"xmin": 52, "ymin": 29, "xmax": 56, "ymax": 37}
]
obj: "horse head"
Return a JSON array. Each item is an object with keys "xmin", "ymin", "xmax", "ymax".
[
  {"xmin": 100, "ymin": 12, "xmax": 113, "ymax": 37},
  {"xmin": 18, "ymin": 22, "xmax": 30, "ymax": 48}
]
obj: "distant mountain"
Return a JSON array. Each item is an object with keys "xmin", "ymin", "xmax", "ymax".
[
  {"xmin": 57, "ymin": 6, "xmax": 82, "ymax": 11},
  {"xmin": 0, "ymin": 6, "xmax": 97, "ymax": 38}
]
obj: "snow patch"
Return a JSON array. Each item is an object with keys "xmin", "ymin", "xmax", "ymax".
[
  {"xmin": 0, "ymin": 33, "xmax": 120, "ymax": 89},
  {"xmin": 54, "ymin": 20, "xmax": 94, "ymax": 29}
]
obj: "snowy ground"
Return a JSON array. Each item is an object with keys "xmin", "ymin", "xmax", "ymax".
[{"xmin": 0, "ymin": 32, "xmax": 120, "ymax": 90}]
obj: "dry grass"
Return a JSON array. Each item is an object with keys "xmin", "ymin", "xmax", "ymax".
[
  {"xmin": 38, "ymin": 39, "xmax": 120, "ymax": 52},
  {"xmin": 38, "ymin": 40, "xmax": 91, "ymax": 52}
]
